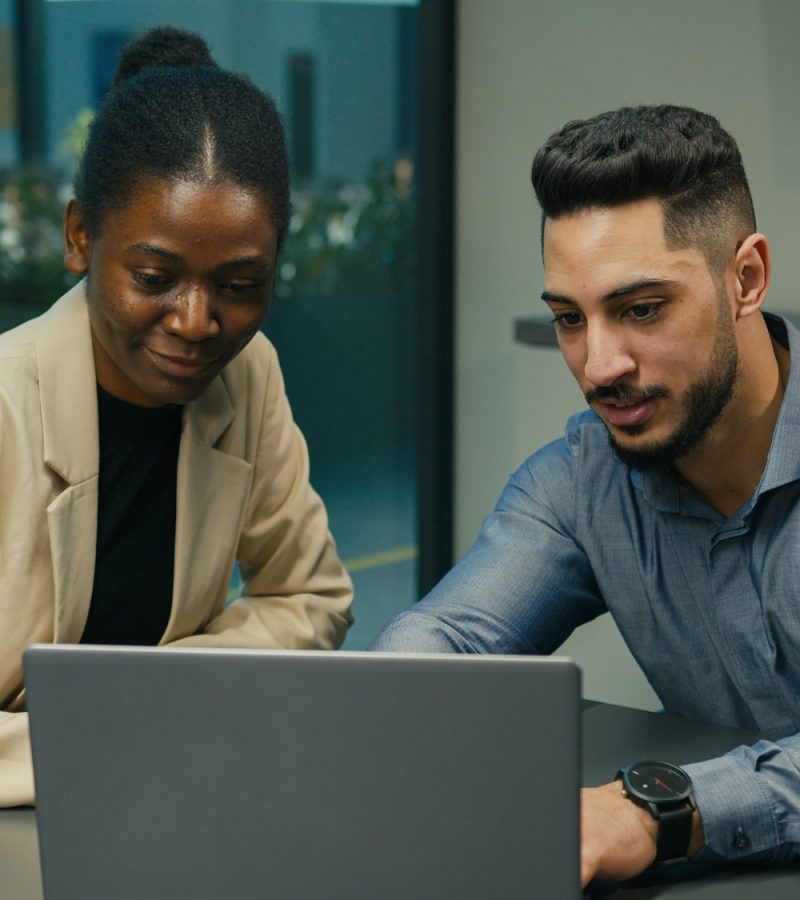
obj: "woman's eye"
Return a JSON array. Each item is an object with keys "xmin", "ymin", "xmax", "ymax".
[
  {"xmin": 133, "ymin": 271, "xmax": 170, "ymax": 289},
  {"xmin": 222, "ymin": 281, "xmax": 264, "ymax": 295},
  {"xmin": 551, "ymin": 311, "xmax": 583, "ymax": 329}
]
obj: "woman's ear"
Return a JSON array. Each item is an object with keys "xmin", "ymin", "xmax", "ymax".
[
  {"xmin": 732, "ymin": 232, "xmax": 770, "ymax": 320},
  {"xmin": 63, "ymin": 200, "xmax": 91, "ymax": 276}
]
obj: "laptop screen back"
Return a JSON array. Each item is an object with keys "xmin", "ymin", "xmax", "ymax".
[{"xmin": 25, "ymin": 645, "xmax": 581, "ymax": 900}]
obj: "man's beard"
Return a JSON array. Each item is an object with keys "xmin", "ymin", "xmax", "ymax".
[{"xmin": 590, "ymin": 304, "xmax": 739, "ymax": 471}]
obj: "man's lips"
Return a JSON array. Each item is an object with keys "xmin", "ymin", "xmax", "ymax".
[
  {"xmin": 594, "ymin": 395, "xmax": 657, "ymax": 428},
  {"xmin": 145, "ymin": 347, "xmax": 219, "ymax": 378}
]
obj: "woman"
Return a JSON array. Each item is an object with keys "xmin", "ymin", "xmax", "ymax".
[{"xmin": 0, "ymin": 27, "xmax": 353, "ymax": 806}]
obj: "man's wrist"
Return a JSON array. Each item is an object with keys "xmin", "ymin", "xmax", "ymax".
[
  {"xmin": 625, "ymin": 789, "xmax": 660, "ymax": 843},
  {"xmin": 616, "ymin": 762, "xmax": 697, "ymax": 863},
  {"xmin": 623, "ymin": 790, "xmax": 705, "ymax": 861}
]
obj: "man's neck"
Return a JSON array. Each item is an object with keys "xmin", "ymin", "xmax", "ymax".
[{"xmin": 673, "ymin": 332, "xmax": 789, "ymax": 519}]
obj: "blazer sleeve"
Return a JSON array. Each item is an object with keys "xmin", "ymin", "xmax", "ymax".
[
  {"xmin": 166, "ymin": 341, "xmax": 353, "ymax": 651},
  {"xmin": 0, "ymin": 712, "xmax": 34, "ymax": 807}
]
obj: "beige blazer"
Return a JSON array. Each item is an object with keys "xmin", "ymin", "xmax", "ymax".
[{"xmin": 0, "ymin": 283, "xmax": 353, "ymax": 806}]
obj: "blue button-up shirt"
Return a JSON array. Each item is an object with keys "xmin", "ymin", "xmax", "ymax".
[{"xmin": 371, "ymin": 313, "xmax": 800, "ymax": 865}]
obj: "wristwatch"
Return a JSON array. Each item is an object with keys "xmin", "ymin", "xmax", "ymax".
[{"xmin": 616, "ymin": 761, "xmax": 695, "ymax": 863}]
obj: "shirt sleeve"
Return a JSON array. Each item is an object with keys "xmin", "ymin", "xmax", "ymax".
[
  {"xmin": 370, "ymin": 443, "xmax": 606, "ymax": 653},
  {"xmin": 684, "ymin": 733, "xmax": 800, "ymax": 864}
]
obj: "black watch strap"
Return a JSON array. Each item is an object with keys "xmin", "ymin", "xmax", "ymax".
[{"xmin": 655, "ymin": 802, "xmax": 693, "ymax": 862}]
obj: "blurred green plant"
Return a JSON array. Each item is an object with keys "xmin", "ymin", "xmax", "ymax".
[
  {"xmin": 0, "ymin": 167, "xmax": 75, "ymax": 310},
  {"xmin": 0, "ymin": 106, "xmax": 90, "ymax": 318},
  {"xmin": 59, "ymin": 107, "xmax": 94, "ymax": 166},
  {"xmin": 276, "ymin": 156, "xmax": 416, "ymax": 302}
]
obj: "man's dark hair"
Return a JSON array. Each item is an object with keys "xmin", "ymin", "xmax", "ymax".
[
  {"xmin": 74, "ymin": 26, "xmax": 290, "ymax": 248},
  {"xmin": 531, "ymin": 105, "xmax": 756, "ymax": 272}
]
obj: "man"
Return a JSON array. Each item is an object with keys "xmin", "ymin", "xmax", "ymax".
[{"xmin": 370, "ymin": 105, "xmax": 800, "ymax": 886}]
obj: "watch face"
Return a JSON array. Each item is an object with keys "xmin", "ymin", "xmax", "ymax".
[{"xmin": 625, "ymin": 762, "xmax": 692, "ymax": 804}]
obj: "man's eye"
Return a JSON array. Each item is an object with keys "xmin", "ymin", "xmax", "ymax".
[
  {"xmin": 551, "ymin": 311, "xmax": 583, "ymax": 329},
  {"xmin": 627, "ymin": 303, "xmax": 659, "ymax": 320}
]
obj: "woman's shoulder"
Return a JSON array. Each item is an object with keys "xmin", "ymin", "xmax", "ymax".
[
  {"xmin": 221, "ymin": 329, "xmax": 281, "ymax": 392},
  {"xmin": 0, "ymin": 323, "xmax": 45, "ymax": 456},
  {"xmin": 0, "ymin": 312, "xmax": 41, "ymax": 358},
  {"xmin": 0, "ymin": 284, "xmax": 87, "ymax": 357},
  {"xmin": 0, "ymin": 285, "xmax": 92, "ymax": 410},
  {"xmin": 0, "ymin": 315, "xmax": 42, "ymax": 399}
]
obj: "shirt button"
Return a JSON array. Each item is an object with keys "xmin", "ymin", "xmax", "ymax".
[{"xmin": 733, "ymin": 827, "xmax": 751, "ymax": 850}]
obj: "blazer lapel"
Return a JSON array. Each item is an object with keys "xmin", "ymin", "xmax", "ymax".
[
  {"xmin": 163, "ymin": 374, "xmax": 252, "ymax": 642},
  {"xmin": 46, "ymin": 480, "xmax": 98, "ymax": 641}
]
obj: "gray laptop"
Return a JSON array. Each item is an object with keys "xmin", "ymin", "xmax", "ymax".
[{"xmin": 24, "ymin": 645, "xmax": 581, "ymax": 900}]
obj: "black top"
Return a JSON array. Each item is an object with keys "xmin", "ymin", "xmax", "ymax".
[{"xmin": 80, "ymin": 386, "xmax": 182, "ymax": 645}]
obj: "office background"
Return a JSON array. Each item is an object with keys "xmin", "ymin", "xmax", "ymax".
[
  {"xmin": 455, "ymin": 0, "xmax": 800, "ymax": 708},
  {"xmin": 3, "ymin": 0, "xmax": 800, "ymax": 709}
]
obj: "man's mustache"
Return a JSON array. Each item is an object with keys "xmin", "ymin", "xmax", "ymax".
[{"xmin": 585, "ymin": 384, "xmax": 670, "ymax": 404}]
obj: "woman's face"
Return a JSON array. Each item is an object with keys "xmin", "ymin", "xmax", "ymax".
[{"xmin": 64, "ymin": 176, "xmax": 278, "ymax": 407}]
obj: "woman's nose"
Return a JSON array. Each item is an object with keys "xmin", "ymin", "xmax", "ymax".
[{"xmin": 162, "ymin": 286, "xmax": 220, "ymax": 341}]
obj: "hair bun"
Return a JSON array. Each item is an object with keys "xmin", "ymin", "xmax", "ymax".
[{"xmin": 113, "ymin": 26, "xmax": 217, "ymax": 85}]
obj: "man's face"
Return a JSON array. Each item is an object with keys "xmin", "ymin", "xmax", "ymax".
[
  {"xmin": 542, "ymin": 198, "xmax": 739, "ymax": 469},
  {"xmin": 64, "ymin": 176, "xmax": 278, "ymax": 407}
]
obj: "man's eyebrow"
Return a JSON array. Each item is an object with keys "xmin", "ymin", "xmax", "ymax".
[
  {"xmin": 604, "ymin": 278, "xmax": 678, "ymax": 300},
  {"xmin": 541, "ymin": 278, "xmax": 678, "ymax": 305},
  {"xmin": 541, "ymin": 291, "xmax": 573, "ymax": 304}
]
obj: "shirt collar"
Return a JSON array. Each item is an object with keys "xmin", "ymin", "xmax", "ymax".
[{"xmin": 756, "ymin": 312, "xmax": 800, "ymax": 493}]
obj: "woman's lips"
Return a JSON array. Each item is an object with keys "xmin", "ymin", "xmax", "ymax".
[
  {"xmin": 145, "ymin": 347, "xmax": 219, "ymax": 379},
  {"xmin": 596, "ymin": 395, "xmax": 657, "ymax": 428}
]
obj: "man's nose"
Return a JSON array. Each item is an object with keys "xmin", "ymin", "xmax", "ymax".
[{"xmin": 583, "ymin": 322, "xmax": 636, "ymax": 387}]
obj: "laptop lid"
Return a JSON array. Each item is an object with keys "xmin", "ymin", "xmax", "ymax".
[{"xmin": 25, "ymin": 645, "xmax": 581, "ymax": 900}]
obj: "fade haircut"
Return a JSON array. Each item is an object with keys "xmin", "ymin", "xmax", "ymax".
[
  {"xmin": 74, "ymin": 27, "xmax": 290, "ymax": 248},
  {"xmin": 531, "ymin": 105, "xmax": 756, "ymax": 274}
]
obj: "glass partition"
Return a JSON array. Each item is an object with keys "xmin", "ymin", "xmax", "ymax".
[{"xmin": 0, "ymin": 0, "xmax": 452, "ymax": 648}]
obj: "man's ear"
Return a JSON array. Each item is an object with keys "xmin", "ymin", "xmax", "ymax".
[
  {"xmin": 63, "ymin": 199, "xmax": 91, "ymax": 276},
  {"xmin": 732, "ymin": 232, "xmax": 770, "ymax": 320}
]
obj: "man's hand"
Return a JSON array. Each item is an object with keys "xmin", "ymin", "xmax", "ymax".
[
  {"xmin": 580, "ymin": 781, "xmax": 659, "ymax": 887},
  {"xmin": 581, "ymin": 781, "xmax": 705, "ymax": 888}
]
